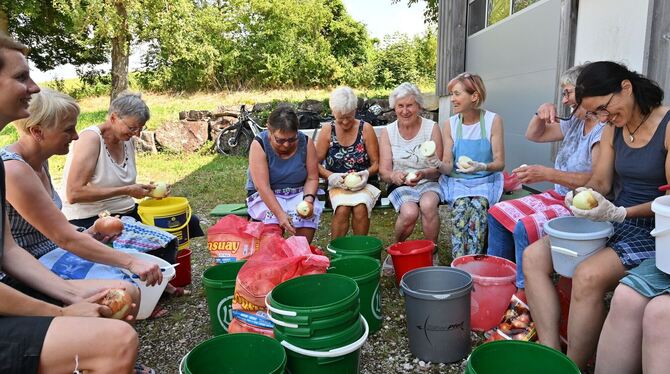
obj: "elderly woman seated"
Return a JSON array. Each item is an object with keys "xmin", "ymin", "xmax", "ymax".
[
  {"xmin": 431, "ymin": 72, "xmax": 505, "ymax": 258},
  {"xmin": 486, "ymin": 64, "xmax": 604, "ymax": 292},
  {"xmin": 245, "ymin": 106, "xmax": 323, "ymax": 242},
  {"xmin": 379, "ymin": 82, "xmax": 443, "ymax": 243},
  {"xmin": 315, "ymin": 87, "xmax": 380, "ymax": 238},
  {"xmin": 1, "ymin": 88, "xmax": 171, "ymax": 315}
]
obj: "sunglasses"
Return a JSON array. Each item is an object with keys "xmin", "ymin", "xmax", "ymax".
[{"xmin": 273, "ymin": 134, "xmax": 298, "ymax": 145}]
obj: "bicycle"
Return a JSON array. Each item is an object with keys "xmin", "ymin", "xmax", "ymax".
[{"xmin": 215, "ymin": 104, "xmax": 265, "ymax": 156}]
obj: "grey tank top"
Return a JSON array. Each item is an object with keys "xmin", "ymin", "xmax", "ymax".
[{"xmin": 613, "ymin": 110, "xmax": 670, "ymax": 207}]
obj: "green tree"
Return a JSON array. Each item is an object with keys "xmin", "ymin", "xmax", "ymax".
[
  {"xmin": 392, "ymin": 0, "xmax": 438, "ymax": 24},
  {"xmin": 53, "ymin": 0, "xmax": 156, "ymax": 100},
  {"xmin": 2, "ymin": 1, "xmax": 107, "ymax": 72}
]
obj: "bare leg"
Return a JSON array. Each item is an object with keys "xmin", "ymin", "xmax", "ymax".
[
  {"xmin": 595, "ymin": 285, "xmax": 647, "ymax": 374},
  {"xmin": 295, "ymin": 227, "xmax": 316, "ymax": 243},
  {"xmin": 70, "ymin": 279, "xmax": 140, "ymax": 320},
  {"xmin": 642, "ymin": 294, "xmax": 670, "ymax": 374},
  {"xmin": 394, "ymin": 202, "xmax": 419, "ymax": 242},
  {"xmin": 419, "ymin": 192, "xmax": 440, "ymax": 243},
  {"xmin": 331, "ymin": 206, "xmax": 352, "ymax": 238},
  {"xmin": 568, "ymin": 248, "xmax": 625, "ymax": 368},
  {"xmin": 351, "ymin": 204, "xmax": 370, "ymax": 235},
  {"xmin": 39, "ymin": 317, "xmax": 138, "ymax": 373},
  {"xmin": 523, "ymin": 237, "xmax": 562, "ymax": 350}
]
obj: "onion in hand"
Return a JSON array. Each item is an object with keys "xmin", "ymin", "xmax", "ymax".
[
  {"xmin": 94, "ymin": 211, "xmax": 124, "ymax": 237},
  {"xmin": 149, "ymin": 182, "xmax": 169, "ymax": 198},
  {"xmin": 100, "ymin": 288, "xmax": 132, "ymax": 320}
]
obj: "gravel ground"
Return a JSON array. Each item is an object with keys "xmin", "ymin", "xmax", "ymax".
[{"xmin": 136, "ymin": 208, "xmax": 486, "ymax": 373}]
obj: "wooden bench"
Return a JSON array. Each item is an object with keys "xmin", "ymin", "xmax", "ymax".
[{"xmin": 209, "ymin": 186, "xmax": 539, "ymax": 217}]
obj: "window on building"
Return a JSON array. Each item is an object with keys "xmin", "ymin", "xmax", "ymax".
[
  {"xmin": 513, "ymin": 0, "xmax": 539, "ymax": 13},
  {"xmin": 468, "ymin": 0, "xmax": 487, "ymax": 36},
  {"xmin": 487, "ymin": 0, "xmax": 511, "ymax": 26}
]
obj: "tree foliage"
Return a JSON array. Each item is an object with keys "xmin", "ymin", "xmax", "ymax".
[{"xmin": 2, "ymin": 0, "xmax": 107, "ymax": 71}]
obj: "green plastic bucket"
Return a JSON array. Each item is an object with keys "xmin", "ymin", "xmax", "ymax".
[
  {"xmin": 326, "ymin": 235, "xmax": 383, "ymax": 261},
  {"xmin": 328, "ymin": 256, "xmax": 382, "ymax": 334},
  {"xmin": 466, "ymin": 340, "xmax": 580, "ymax": 374},
  {"xmin": 180, "ymin": 333, "xmax": 286, "ymax": 374},
  {"xmin": 274, "ymin": 313, "xmax": 363, "ymax": 350},
  {"xmin": 202, "ymin": 261, "xmax": 245, "ymax": 336},
  {"xmin": 280, "ymin": 316, "xmax": 369, "ymax": 374},
  {"xmin": 267, "ymin": 274, "xmax": 360, "ymax": 338}
]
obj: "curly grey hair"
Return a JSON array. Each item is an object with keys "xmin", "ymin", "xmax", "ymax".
[
  {"xmin": 389, "ymin": 82, "xmax": 424, "ymax": 109},
  {"xmin": 108, "ymin": 91, "xmax": 150, "ymax": 124},
  {"xmin": 329, "ymin": 86, "xmax": 358, "ymax": 114}
]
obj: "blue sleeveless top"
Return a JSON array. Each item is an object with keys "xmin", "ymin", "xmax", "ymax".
[
  {"xmin": 613, "ymin": 110, "xmax": 670, "ymax": 207},
  {"xmin": 245, "ymin": 130, "xmax": 308, "ymax": 192}
]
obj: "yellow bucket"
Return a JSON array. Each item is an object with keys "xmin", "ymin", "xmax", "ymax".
[{"xmin": 138, "ymin": 197, "xmax": 192, "ymax": 251}]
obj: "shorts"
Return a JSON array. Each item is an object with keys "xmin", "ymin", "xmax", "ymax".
[
  {"xmin": 0, "ymin": 316, "xmax": 53, "ymax": 373},
  {"xmin": 607, "ymin": 217, "xmax": 656, "ymax": 268}
]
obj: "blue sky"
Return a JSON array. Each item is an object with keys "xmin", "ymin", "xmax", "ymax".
[{"xmin": 31, "ymin": 0, "xmax": 428, "ymax": 82}]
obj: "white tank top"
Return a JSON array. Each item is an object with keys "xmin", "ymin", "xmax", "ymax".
[
  {"xmin": 386, "ymin": 117, "xmax": 436, "ymax": 183},
  {"xmin": 61, "ymin": 126, "xmax": 137, "ymax": 219}
]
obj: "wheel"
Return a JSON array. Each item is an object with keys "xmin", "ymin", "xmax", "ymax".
[{"xmin": 216, "ymin": 126, "xmax": 253, "ymax": 156}]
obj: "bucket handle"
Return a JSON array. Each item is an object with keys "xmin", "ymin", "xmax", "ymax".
[
  {"xmin": 650, "ymin": 225, "xmax": 670, "ymax": 237},
  {"xmin": 138, "ymin": 204, "xmax": 192, "ymax": 232},
  {"xmin": 325, "ymin": 245, "xmax": 337, "ymax": 254},
  {"xmin": 264, "ymin": 291, "xmax": 297, "ymax": 317},
  {"xmin": 280, "ymin": 316, "xmax": 369, "ymax": 358},
  {"xmin": 551, "ymin": 246, "xmax": 579, "ymax": 257},
  {"xmin": 266, "ymin": 311, "xmax": 299, "ymax": 329}
]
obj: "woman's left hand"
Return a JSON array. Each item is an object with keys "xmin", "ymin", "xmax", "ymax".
[
  {"xmin": 513, "ymin": 164, "xmax": 549, "ymax": 184},
  {"xmin": 128, "ymin": 258, "xmax": 163, "ymax": 286},
  {"xmin": 570, "ymin": 190, "xmax": 627, "ymax": 223},
  {"xmin": 405, "ymin": 171, "xmax": 424, "ymax": 186},
  {"xmin": 348, "ymin": 170, "xmax": 369, "ymax": 191}
]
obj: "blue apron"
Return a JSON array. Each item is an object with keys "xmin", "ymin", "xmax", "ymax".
[{"xmin": 451, "ymin": 110, "xmax": 493, "ymax": 179}]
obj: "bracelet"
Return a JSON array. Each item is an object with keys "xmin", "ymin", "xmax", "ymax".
[{"xmin": 303, "ymin": 194, "xmax": 316, "ymax": 201}]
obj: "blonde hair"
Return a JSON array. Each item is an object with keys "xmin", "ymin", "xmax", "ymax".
[
  {"xmin": 14, "ymin": 88, "xmax": 80, "ymax": 134},
  {"xmin": 447, "ymin": 72, "xmax": 487, "ymax": 108}
]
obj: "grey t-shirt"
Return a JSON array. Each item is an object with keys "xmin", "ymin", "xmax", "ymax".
[{"xmin": 553, "ymin": 117, "xmax": 605, "ymax": 196}]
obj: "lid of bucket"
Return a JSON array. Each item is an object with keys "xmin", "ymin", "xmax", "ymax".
[
  {"xmin": 399, "ymin": 267, "xmax": 472, "ymax": 301},
  {"xmin": 652, "ymin": 195, "xmax": 670, "ymax": 216}
]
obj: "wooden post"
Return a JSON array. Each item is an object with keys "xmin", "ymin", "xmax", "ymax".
[
  {"xmin": 647, "ymin": 0, "xmax": 670, "ymax": 104},
  {"xmin": 551, "ymin": 0, "xmax": 579, "ymax": 159},
  {"xmin": 436, "ymin": 0, "xmax": 466, "ymax": 97}
]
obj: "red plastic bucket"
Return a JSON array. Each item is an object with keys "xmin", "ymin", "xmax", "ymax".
[
  {"xmin": 170, "ymin": 248, "xmax": 192, "ymax": 287},
  {"xmin": 451, "ymin": 255, "xmax": 516, "ymax": 331},
  {"xmin": 387, "ymin": 240, "xmax": 434, "ymax": 286}
]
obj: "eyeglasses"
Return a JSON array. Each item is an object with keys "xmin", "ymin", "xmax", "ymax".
[
  {"xmin": 585, "ymin": 93, "xmax": 615, "ymax": 121},
  {"xmin": 273, "ymin": 133, "xmax": 298, "ymax": 145},
  {"xmin": 117, "ymin": 117, "xmax": 144, "ymax": 134},
  {"xmin": 561, "ymin": 88, "xmax": 574, "ymax": 98}
]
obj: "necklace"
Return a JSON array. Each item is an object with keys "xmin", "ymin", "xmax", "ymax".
[{"xmin": 626, "ymin": 113, "xmax": 651, "ymax": 142}]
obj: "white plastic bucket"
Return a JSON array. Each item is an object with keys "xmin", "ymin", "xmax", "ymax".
[
  {"xmin": 544, "ymin": 217, "xmax": 613, "ymax": 278},
  {"xmin": 122, "ymin": 251, "xmax": 176, "ymax": 320},
  {"xmin": 651, "ymin": 195, "xmax": 670, "ymax": 274}
]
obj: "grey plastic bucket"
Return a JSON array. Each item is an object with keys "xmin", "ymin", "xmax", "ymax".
[
  {"xmin": 400, "ymin": 266, "xmax": 473, "ymax": 363},
  {"xmin": 544, "ymin": 216, "xmax": 613, "ymax": 278}
]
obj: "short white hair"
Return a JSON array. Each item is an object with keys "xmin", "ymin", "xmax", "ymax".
[
  {"xmin": 389, "ymin": 82, "xmax": 424, "ymax": 109},
  {"xmin": 329, "ymin": 86, "xmax": 358, "ymax": 114}
]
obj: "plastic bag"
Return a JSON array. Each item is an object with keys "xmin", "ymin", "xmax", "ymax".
[
  {"xmin": 503, "ymin": 171, "xmax": 523, "ymax": 193},
  {"xmin": 230, "ymin": 235, "xmax": 330, "ymax": 336},
  {"xmin": 485, "ymin": 294, "xmax": 537, "ymax": 342},
  {"xmin": 207, "ymin": 215, "xmax": 281, "ymax": 264}
]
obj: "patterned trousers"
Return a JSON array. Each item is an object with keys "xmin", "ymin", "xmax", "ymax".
[{"xmin": 450, "ymin": 196, "xmax": 489, "ymax": 258}]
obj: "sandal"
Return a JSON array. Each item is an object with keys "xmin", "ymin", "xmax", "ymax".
[
  {"xmin": 149, "ymin": 305, "xmax": 169, "ymax": 319},
  {"xmin": 134, "ymin": 363, "xmax": 156, "ymax": 374}
]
